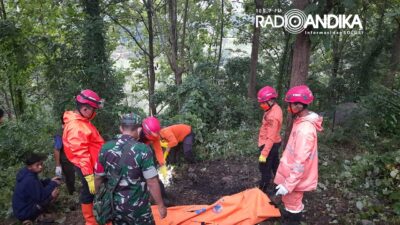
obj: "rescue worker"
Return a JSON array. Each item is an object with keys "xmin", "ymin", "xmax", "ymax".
[
  {"xmin": 257, "ymin": 86, "xmax": 282, "ymax": 194},
  {"xmin": 140, "ymin": 117, "xmax": 168, "ymax": 177},
  {"xmin": 274, "ymin": 85, "xmax": 323, "ymax": 225},
  {"xmin": 53, "ymin": 114, "xmax": 75, "ymax": 195},
  {"xmin": 62, "ymin": 89, "xmax": 105, "ymax": 225},
  {"xmin": 160, "ymin": 124, "xmax": 195, "ymax": 164},
  {"xmin": 95, "ymin": 113, "xmax": 167, "ymax": 224},
  {"xmin": 139, "ymin": 117, "xmax": 169, "ymax": 200}
]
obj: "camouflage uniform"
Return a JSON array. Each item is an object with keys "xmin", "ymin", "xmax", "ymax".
[{"xmin": 97, "ymin": 134, "xmax": 158, "ymax": 225}]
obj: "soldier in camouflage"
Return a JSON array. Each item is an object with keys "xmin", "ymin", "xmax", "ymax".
[{"xmin": 95, "ymin": 113, "xmax": 167, "ymax": 225}]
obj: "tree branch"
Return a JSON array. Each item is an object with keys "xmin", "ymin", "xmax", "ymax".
[{"xmin": 105, "ymin": 12, "xmax": 150, "ymax": 56}]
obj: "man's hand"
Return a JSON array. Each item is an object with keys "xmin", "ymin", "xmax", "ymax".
[
  {"xmin": 51, "ymin": 176, "xmax": 62, "ymax": 185},
  {"xmin": 55, "ymin": 166, "xmax": 62, "ymax": 177},
  {"xmin": 51, "ymin": 188, "xmax": 60, "ymax": 198},
  {"xmin": 84, "ymin": 174, "xmax": 96, "ymax": 194},
  {"xmin": 158, "ymin": 205, "xmax": 167, "ymax": 219},
  {"xmin": 258, "ymin": 154, "xmax": 267, "ymax": 163},
  {"xmin": 275, "ymin": 184, "xmax": 289, "ymax": 196}
]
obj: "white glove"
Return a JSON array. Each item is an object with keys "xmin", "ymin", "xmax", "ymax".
[
  {"xmin": 55, "ymin": 166, "xmax": 62, "ymax": 177},
  {"xmin": 275, "ymin": 184, "xmax": 289, "ymax": 196}
]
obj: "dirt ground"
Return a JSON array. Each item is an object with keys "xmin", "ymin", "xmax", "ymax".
[
  {"xmin": 61, "ymin": 157, "xmax": 349, "ymax": 225},
  {"xmin": 162, "ymin": 158, "xmax": 344, "ymax": 225},
  {"xmin": 2, "ymin": 157, "xmax": 375, "ymax": 225}
]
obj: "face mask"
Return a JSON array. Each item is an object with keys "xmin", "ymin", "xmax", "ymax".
[
  {"xmin": 287, "ymin": 105, "xmax": 298, "ymax": 114},
  {"xmin": 88, "ymin": 111, "xmax": 97, "ymax": 120},
  {"xmin": 260, "ymin": 102, "xmax": 271, "ymax": 111},
  {"xmin": 260, "ymin": 103, "xmax": 271, "ymax": 111}
]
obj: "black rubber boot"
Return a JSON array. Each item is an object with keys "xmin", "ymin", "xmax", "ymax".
[
  {"xmin": 282, "ymin": 211, "xmax": 302, "ymax": 225},
  {"xmin": 258, "ymin": 183, "xmax": 275, "ymax": 196},
  {"xmin": 184, "ymin": 150, "xmax": 195, "ymax": 164}
]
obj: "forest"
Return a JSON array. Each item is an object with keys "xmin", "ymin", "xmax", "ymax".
[{"xmin": 0, "ymin": 0, "xmax": 399, "ymax": 224}]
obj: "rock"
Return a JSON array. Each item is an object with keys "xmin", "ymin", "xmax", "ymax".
[
  {"xmin": 356, "ymin": 201, "xmax": 364, "ymax": 210},
  {"xmin": 333, "ymin": 102, "xmax": 360, "ymax": 125},
  {"xmin": 357, "ymin": 219, "xmax": 374, "ymax": 225}
]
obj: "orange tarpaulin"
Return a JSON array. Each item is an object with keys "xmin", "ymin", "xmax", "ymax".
[{"xmin": 151, "ymin": 188, "xmax": 281, "ymax": 225}]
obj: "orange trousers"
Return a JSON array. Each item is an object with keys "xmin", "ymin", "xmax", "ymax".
[{"xmin": 282, "ymin": 191, "xmax": 304, "ymax": 212}]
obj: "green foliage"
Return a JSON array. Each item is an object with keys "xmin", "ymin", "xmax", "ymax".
[
  {"xmin": 155, "ymin": 64, "xmax": 259, "ymax": 131},
  {"xmin": 341, "ymin": 150, "xmax": 400, "ymax": 217},
  {"xmin": 153, "ymin": 75, "xmax": 213, "ymax": 143},
  {"xmin": 199, "ymin": 125, "xmax": 258, "ymax": 160},
  {"xmin": 222, "ymin": 57, "xmax": 251, "ymax": 95},
  {"xmin": 155, "ymin": 74, "xmax": 224, "ymax": 131},
  {"xmin": 0, "ymin": 108, "xmax": 55, "ymax": 168},
  {"xmin": 0, "ymin": 166, "xmax": 20, "ymax": 219},
  {"xmin": 361, "ymin": 86, "xmax": 400, "ymax": 137},
  {"xmin": 321, "ymin": 86, "xmax": 400, "ymax": 149}
]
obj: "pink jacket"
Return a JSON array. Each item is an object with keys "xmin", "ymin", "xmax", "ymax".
[{"xmin": 274, "ymin": 112, "xmax": 323, "ymax": 193}]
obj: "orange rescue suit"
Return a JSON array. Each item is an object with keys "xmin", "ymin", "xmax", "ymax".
[
  {"xmin": 160, "ymin": 124, "xmax": 192, "ymax": 148},
  {"xmin": 145, "ymin": 138, "xmax": 165, "ymax": 166},
  {"xmin": 62, "ymin": 111, "xmax": 104, "ymax": 176},
  {"xmin": 258, "ymin": 104, "xmax": 283, "ymax": 157}
]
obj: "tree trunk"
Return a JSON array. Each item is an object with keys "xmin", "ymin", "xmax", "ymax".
[
  {"xmin": 216, "ymin": 0, "xmax": 224, "ymax": 72},
  {"xmin": 358, "ymin": 0, "xmax": 387, "ymax": 95},
  {"xmin": 330, "ymin": 32, "xmax": 341, "ymax": 131},
  {"xmin": 82, "ymin": 0, "xmax": 124, "ymax": 135},
  {"xmin": 288, "ymin": 0, "xmax": 311, "ymax": 86},
  {"xmin": 0, "ymin": 0, "xmax": 6, "ymax": 20},
  {"xmin": 283, "ymin": 0, "xmax": 311, "ymax": 148},
  {"xmin": 383, "ymin": 22, "xmax": 400, "ymax": 89},
  {"xmin": 277, "ymin": 32, "xmax": 291, "ymax": 102},
  {"xmin": 82, "ymin": 0, "xmax": 107, "ymax": 81},
  {"xmin": 167, "ymin": 0, "xmax": 183, "ymax": 85},
  {"xmin": 7, "ymin": 74, "xmax": 16, "ymax": 118},
  {"xmin": 180, "ymin": 0, "xmax": 189, "ymax": 67},
  {"xmin": 289, "ymin": 35, "xmax": 310, "ymax": 87},
  {"xmin": 1, "ymin": 88, "xmax": 12, "ymax": 119},
  {"xmin": 145, "ymin": 0, "xmax": 157, "ymax": 115},
  {"xmin": 248, "ymin": 0, "xmax": 264, "ymax": 100}
]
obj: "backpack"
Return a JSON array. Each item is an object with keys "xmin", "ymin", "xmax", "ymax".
[{"xmin": 94, "ymin": 140, "xmax": 135, "ymax": 225}]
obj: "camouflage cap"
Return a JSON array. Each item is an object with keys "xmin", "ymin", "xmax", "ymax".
[{"xmin": 120, "ymin": 113, "xmax": 142, "ymax": 125}]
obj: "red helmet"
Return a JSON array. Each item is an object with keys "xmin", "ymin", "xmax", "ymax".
[
  {"xmin": 76, "ymin": 89, "xmax": 103, "ymax": 109},
  {"xmin": 142, "ymin": 116, "xmax": 161, "ymax": 139},
  {"xmin": 284, "ymin": 85, "xmax": 314, "ymax": 105},
  {"xmin": 257, "ymin": 86, "xmax": 278, "ymax": 103}
]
